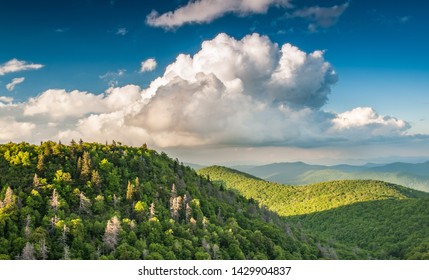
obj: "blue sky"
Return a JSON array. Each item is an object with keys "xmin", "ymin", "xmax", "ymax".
[{"xmin": 1, "ymin": 0, "xmax": 428, "ymax": 165}]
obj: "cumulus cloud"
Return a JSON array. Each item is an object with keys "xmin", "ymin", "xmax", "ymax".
[
  {"xmin": 122, "ymin": 32, "xmax": 337, "ymax": 147},
  {"xmin": 330, "ymin": 107, "xmax": 410, "ymax": 137},
  {"xmin": 0, "ymin": 96, "xmax": 14, "ymax": 104},
  {"xmin": 0, "ymin": 33, "xmax": 417, "ymax": 151},
  {"xmin": 0, "ymin": 59, "xmax": 44, "ymax": 76},
  {"xmin": 147, "ymin": 0, "xmax": 291, "ymax": 28},
  {"xmin": 23, "ymin": 85, "xmax": 143, "ymax": 120},
  {"xmin": 6, "ymin": 77, "xmax": 25, "ymax": 91},
  {"xmin": 140, "ymin": 58, "xmax": 157, "ymax": 73},
  {"xmin": 0, "ymin": 117, "xmax": 35, "ymax": 141},
  {"xmin": 291, "ymin": 2, "xmax": 349, "ymax": 31},
  {"xmin": 23, "ymin": 89, "xmax": 106, "ymax": 119}
]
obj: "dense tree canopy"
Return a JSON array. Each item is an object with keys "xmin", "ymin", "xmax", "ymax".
[
  {"xmin": 0, "ymin": 141, "xmax": 322, "ymax": 260},
  {"xmin": 199, "ymin": 166, "xmax": 429, "ymax": 259}
]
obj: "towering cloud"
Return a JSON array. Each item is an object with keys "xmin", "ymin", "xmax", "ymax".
[{"xmin": 0, "ymin": 33, "xmax": 414, "ymax": 150}]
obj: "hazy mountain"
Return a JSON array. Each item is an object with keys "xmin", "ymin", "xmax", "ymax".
[{"xmin": 234, "ymin": 161, "xmax": 429, "ymax": 192}]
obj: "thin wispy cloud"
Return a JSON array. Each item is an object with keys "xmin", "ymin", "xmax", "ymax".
[
  {"xmin": 116, "ymin": 27, "xmax": 128, "ymax": 36},
  {"xmin": 0, "ymin": 59, "xmax": 44, "ymax": 76},
  {"xmin": 290, "ymin": 2, "xmax": 349, "ymax": 31},
  {"xmin": 99, "ymin": 69, "xmax": 126, "ymax": 87},
  {"xmin": 147, "ymin": 0, "xmax": 291, "ymax": 29},
  {"xmin": 6, "ymin": 77, "xmax": 25, "ymax": 91}
]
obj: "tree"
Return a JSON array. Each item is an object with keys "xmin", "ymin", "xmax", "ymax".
[
  {"xmin": 24, "ymin": 215, "xmax": 32, "ymax": 240},
  {"xmin": 149, "ymin": 202, "xmax": 156, "ymax": 219},
  {"xmin": 91, "ymin": 170, "xmax": 102, "ymax": 190},
  {"xmin": 103, "ymin": 216, "xmax": 121, "ymax": 252},
  {"xmin": 33, "ymin": 174, "xmax": 40, "ymax": 188},
  {"xmin": 126, "ymin": 181, "xmax": 134, "ymax": 202},
  {"xmin": 185, "ymin": 202, "xmax": 192, "ymax": 223},
  {"xmin": 79, "ymin": 192, "xmax": 91, "ymax": 214},
  {"xmin": 80, "ymin": 151, "xmax": 92, "ymax": 181},
  {"xmin": 51, "ymin": 189, "xmax": 59, "ymax": 213},
  {"xmin": 39, "ymin": 238, "xmax": 49, "ymax": 260},
  {"xmin": 3, "ymin": 186, "xmax": 15, "ymax": 206},
  {"xmin": 21, "ymin": 242, "xmax": 36, "ymax": 260}
]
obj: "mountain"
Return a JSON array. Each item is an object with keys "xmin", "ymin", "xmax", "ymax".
[
  {"xmin": 198, "ymin": 166, "xmax": 429, "ymax": 259},
  {"xmin": 198, "ymin": 166, "xmax": 427, "ymax": 216},
  {"xmin": 233, "ymin": 161, "xmax": 429, "ymax": 192},
  {"xmin": 0, "ymin": 141, "xmax": 323, "ymax": 260},
  {"xmin": 287, "ymin": 198, "xmax": 429, "ymax": 259}
]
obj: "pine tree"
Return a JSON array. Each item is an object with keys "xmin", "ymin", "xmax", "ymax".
[
  {"xmin": 103, "ymin": 216, "xmax": 121, "ymax": 252},
  {"xmin": 21, "ymin": 242, "xmax": 36, "ymax": 260},
  {"xmin": 149, "ymin": 202, "xmax": 156, "ymax": 219},
  {"xmin": 79, "ymin": 192, "xmax": 91, "ymax": 214},
  {"xmin": 24, "ymin": 215, "xmax": 32, "ymax": 240},
  {"xmin": 91, "ymin": 170, "xmax": 102, "ymax": 190},
  {"xmin": 51, "ymin": 189, "xmax": 59, "ymax": 213},
  {"xmin": 3, "ymin": 186, "xmax": 14, "ymax": 206},
  {"xmin": 80, "ymin": 151, "xmax": 92, "ymax": 181},
  {"xmin": 36, "ymin": 154, "xmax": 44, "ymax": 171},
  {"xmin": 39, "ymin": 238, "xmax": 49, "ymax": 260},
  {"xmin": 126, "ymin": 181, "xmax": 134, "ymax": 201},
  {"xmin": 33, "ymin": 173, "xmax": 40, "ymax": 188},
  {"xmin": 185, "ymin": 202, "xmax": 192, "ymax": 223},
  {"xmin": 63, "ymin": 245, "xmax": 70, "ymax": 260},
  {"xmin": 113, "ymin": 194, "xmax": 118, "ymax": 209}
]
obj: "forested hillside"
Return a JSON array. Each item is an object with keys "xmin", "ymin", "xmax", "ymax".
[
  {"xmin": 199, "ymin": 166, "xmax": 429, "ymax": 259},
  {"xmin": 198, "ymin": 166, "xmax": 427, "ymax": 216},
  {"xmin": 0, "ymin": 141, "xmax": 325, "ymax": 260}
]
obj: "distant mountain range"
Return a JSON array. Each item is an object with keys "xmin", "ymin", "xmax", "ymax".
[
  {"xmin": 198, "ymin": 166, "xmax": 429, "ymax": 259},
  {"xmin": 226, "ymin": 161, "xmax": 429, "ymax": 192}
]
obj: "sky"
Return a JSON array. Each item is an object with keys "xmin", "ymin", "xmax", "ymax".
[{"xmin": 0, "ymin": 0, "xmax": 429, "ymax": 165}]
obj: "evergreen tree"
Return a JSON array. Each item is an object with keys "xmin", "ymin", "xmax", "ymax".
[
  {"xmin": 103, "ymin": 216, "xmax": 121, "ymax": 252},
  {"xmin": 21, "ymin": 242, "xmax": 36, "ymax": 260}
]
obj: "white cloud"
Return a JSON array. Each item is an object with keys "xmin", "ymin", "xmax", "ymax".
[
  {"xmin": 140, "ymin": 58, "xmax": 157, "ymax": 73},
  {"xmin": 6, "ymin": 77, "xmax": 25, "ymax": 91},
  {"xmin": 0, "ymin": 96, "xmax": 13, "ymax": 104},
  {"xmin": 23, "ymin": 89, "xmax": 106, "ymax": 119},
  {"xmin": 99, "ymin": 69, "xmax": 126, "ymax": 87},
  {"xmin": 147, "ymin": 0, "xmax": 291, "ymax": 28},
  {"xmin": 0, "ymin": 33, "xmax": 419, "ymax": 154},
  {"xmin": 0, "ymin": 117, "xmax": 35, "ymax": 141},
  {"xmin": 291, "ymin": 2, "xmax": 349, "ymax": 31},
  {"xmin": 116, "ymin": 27, "xmax": 128, "ymax": 35},
  {"xmin": 0, "ymin": 59, "xmax": 44, "ymax": 76},
  {"xmin": 122, "ymin": 33, "xmax": 338, "ymax": 147},
  {"xmin": 330, "ymin": 107, "xmax": 410, "ymax": 137}
]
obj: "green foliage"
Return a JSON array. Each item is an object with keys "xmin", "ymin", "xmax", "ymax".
[
  {"xmin": 199, "ymin": 166, "xmax": 429, "ymax": 260},
  {"xmin": 0, "ymin": 141, "xmax": 319, "ymax": 260},
  {"xmin": 287, "ymin": 198, "xmax": 429, "ymax": 259},
  {"xmin": 198, "ymin": 166, "xmax": 428, "ymax": 216}
]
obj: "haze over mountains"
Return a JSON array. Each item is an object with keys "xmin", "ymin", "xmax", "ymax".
[{"xmin": 225, "ymin": 161, "xmax": 429, "ymax": 192}]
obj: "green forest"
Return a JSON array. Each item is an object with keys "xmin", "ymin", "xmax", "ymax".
[
  {"xmin": 0, "ymin": 141, "xmax": 324, "ymax": 260},
  {"xmin": 198, "ymin": 166, "xmax": 429, "ymax": 259}
]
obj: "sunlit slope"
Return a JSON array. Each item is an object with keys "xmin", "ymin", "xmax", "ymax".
[{"xmin": 198, "ymin": 166, "xmax": 428, "ymax": 216}]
